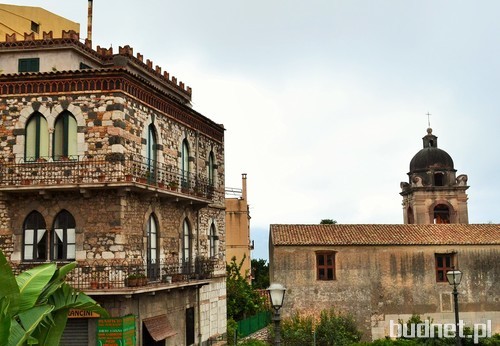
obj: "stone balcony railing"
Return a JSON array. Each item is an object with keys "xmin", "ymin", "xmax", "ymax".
[
  {"xmin": 0, "ymin": 154, "xmax": 216, "ymax": 200},
  {"xmin": 11, "ymin": 257, "xmax": 223, "ymax": 292}
]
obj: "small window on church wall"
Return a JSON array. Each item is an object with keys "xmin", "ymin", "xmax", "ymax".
[
  {"xmin": 316, "ymin": 252, "xmax": 336, "ymax": 280},
  {"xmin": 435, "ymin": 253, "xmax": 455, "ymax": 282},
  {"xmin": 433, "ymin": 204, "xmax": 450, "ymax": 224},
  {"xmin": 407, "ymin": 207, "xmax": 414, "ymax": 224},
  {"xmin": 434, "ymin": 173, "xmax": 444, "ymax": 186}
]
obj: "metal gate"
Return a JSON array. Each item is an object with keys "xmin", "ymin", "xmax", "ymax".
[{"xmin": 60, "ymin": 318, "xmax": 89, "ymax": 346}]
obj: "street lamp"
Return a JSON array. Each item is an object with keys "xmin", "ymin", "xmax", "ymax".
[
  {"xmin": 446, "ymin": 268, "xmax": 463, "ymax": 346},
  {"xmin": 267, "ymin": 283, "xmax": 286, "ymax": 346}
]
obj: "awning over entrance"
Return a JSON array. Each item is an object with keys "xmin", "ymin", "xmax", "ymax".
[{"xmin": 143, "ymin": 314, "xmax": 177, "ymax": 341}]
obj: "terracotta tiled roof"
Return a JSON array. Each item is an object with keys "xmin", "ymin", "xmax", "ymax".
[{"xmin": 270, "ymin": 224, "xmax": 500, "ymax": 246}]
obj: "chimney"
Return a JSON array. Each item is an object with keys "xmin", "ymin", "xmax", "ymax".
[
  {"xmin": 87, "ymin": 0, "xmax": 93, "ymax": 44},
  {"xmin": 241, "ymin": 173, "xmax": 247, "ymax": 201}
]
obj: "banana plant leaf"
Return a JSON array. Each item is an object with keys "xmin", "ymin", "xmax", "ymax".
[
  {"xmin": 38, "ymin": 262, "xmax": 76, "ymax": 304},
  {"xmin": 49, "ymin": 282, "xmax": 109, "ymax": 317},
  {"xmin": 33, "ymin": 283, "xmax": 109, "ymax": 345},
  {"xmin": 16, "ymin": 263, "xmax": 56, "ymax": 312},
  {"xmin": 0, "ymin": 297, "xmax": 12, "ymax": 346},
  {"xmin": 0, "ymin": 249, "xmax": 20, "ymax": 317},
  {"xmin": 8, "ymin": 304, "xmax": 54, "ymax": 346}
]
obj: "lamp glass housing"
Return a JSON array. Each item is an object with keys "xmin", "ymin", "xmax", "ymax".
[
  {"xmin": 446, "ymin": 270, "xmax": 463, "ymax": 286},
  {"xmin": 267, "ymin": 283, "xmax": 286, "ymax": 309}
]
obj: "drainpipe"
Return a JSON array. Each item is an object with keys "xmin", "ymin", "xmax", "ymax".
[{"xmin": 196, "ymin": 208, "xmax": 202, "ymax": 345}]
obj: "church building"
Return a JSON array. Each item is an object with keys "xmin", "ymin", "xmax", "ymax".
[{"xmin": 269, "ymin": 128, "xmax": 499, "ymax": 341}]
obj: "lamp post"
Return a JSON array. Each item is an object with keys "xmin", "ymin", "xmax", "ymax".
[
  {"xmin": 446, "ymin": 268, "xmax": 463, "ymax": 346},
  {"xmin": 267, "ymin": 283, "xmax": 286, "ymax": 346}
]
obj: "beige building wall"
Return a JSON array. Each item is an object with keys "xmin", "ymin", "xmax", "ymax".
[
  {"xmin": 226, "ymin": 174, "xmax": 252, "ymax": 279},
  {"xmin": 270, "ymin": 243, "xmax": 500, "ymax": 341},
  {"xmin": 0, "ymin": 4, "xmax": 79, "ymax": 41}
]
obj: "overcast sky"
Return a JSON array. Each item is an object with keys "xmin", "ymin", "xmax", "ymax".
[{"xmin": 5, "ymin": 1, "xmax": 500, "ymax": 259}]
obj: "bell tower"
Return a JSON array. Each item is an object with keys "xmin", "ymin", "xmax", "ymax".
[{"xmin": 400, "ymin": 128, "xmax": 469, "ymax": 224}]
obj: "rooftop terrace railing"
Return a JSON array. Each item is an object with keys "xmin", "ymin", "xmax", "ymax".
[{"xmin": 0, "ymin": 154, "xmax": 215, "ymax": 199}]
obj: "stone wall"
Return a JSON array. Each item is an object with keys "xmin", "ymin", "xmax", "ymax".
[{"xmin": 271, "ymin": 244, "xmax": 500, "ymax": 340}]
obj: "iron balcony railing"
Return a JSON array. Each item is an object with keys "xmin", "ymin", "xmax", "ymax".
[
  {"xmin": 0, "ymin": 154, "xmax": 215, "ymax": 199},
  {"xmin": 11, "ymin": 257, "xmax": 220, "ymax": 291}
]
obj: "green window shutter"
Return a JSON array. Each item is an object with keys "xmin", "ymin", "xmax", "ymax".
[{"xmin": 18, "ymin": 58, "xmax": 40, "ymax": 72}]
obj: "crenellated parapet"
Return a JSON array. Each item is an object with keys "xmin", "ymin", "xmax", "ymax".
[
  {"xmin": 117, "ymin": 44, "xmax": 192, "ymax": 97},
  {"xmin": 1, "ymin": 31, "xmax": 192, "ymax": 98}
]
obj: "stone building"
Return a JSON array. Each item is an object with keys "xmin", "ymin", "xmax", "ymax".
[
  {"xmin": 269, "ymin": 129, "xmax": 499, "ymax": 341},
  {"xmin": 0, "ymin": 25, "xmax": 226, "ymax": 346},
  {"xmin": 226, "ymin": 174, "xmax": 252, "ymax": 279}
]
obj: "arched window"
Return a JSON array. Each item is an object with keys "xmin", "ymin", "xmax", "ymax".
[
  {"xmin": 181, "ymin": 139, "xmax": 190, "ymax": 187},
  {"xmin": 147, "ymin": 214, "xmax": 159, "ymax": 280},
  {"xmin": 182, "ymin": 219, "xmax": 192, "ymax": 271},
  {"xmin": 434, "ymin": 173, "xmax": 445, "ymax": 186},
  {"xmin": 23, "ymin": 211, "xmax": 47, "ymax": 261},
  {"xmin": 407, "ymin": 207, "xmax": 414, "ymax": 224},
  {"xmin": 433, "ymin": 204, "xmax": 450, "ymax": 224},
  {"xmin": 208, "ymin": 151, "xmax": 215, "ymax": 186},
  {"xmin": 209, "ymin": 223, "xmax": 218, "ymax": 258},
  {"xmin": 146, "ymin": 124, "xmax": 157, "ymax": 182},
  {"xmin": 53, "ymin": 111, "xmax": 77, "ymax": 160},
  {"xmin": 25, "ymin": 112, "xmax": 49, "ymax": 161},
  {"xmin": 52, "ymin": 210, "xmax": 76, "ymax": 260}
]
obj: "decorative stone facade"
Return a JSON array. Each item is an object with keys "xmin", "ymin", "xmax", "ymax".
[{"xmin": 0, "ymin": 29, "xmax": 226, "ymax": 345}]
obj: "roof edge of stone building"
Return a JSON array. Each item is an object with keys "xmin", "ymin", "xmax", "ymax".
[
  {"xmin": 0, "ymin": 30, "xmax": 193, "ymax": 103},
  {"xmin": 270, "ymin": 224, "xmax": 500, "ymax": 246}
]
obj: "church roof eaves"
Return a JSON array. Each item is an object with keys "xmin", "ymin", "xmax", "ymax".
[{"xmin": 270, "ymin": 224, "xmax": 500, "ymax": 246}]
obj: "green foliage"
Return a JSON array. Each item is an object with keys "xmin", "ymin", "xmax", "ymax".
[
  {"xmin": 251, "ymin": 259, "xmax": 269, "ymax": 290},
  {"xmin": 227, "ymin": 255, "xmax": 267, "ymax": 321},
  {"xmin": 315, "ymin": 308, "xmax": 362, "ymax": 345},
  {"xmin": 273, "ymin": 308, "xmax": 361, "ymax": 345},
  {"xmin": 0, "ymin": 250, "xmax": 109, "ymax": 346},
  {"xmin": 226, "ymin": 318, "xmax": 238, "ymax": 345},
  {"xmin": 320, "ymin": 219, "xmax": 337, "ymax": 224},
  {"xmin": 279, "ymin": 311, "xmax": 315, "ymax": 345}
]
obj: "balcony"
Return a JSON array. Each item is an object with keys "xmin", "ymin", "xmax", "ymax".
[
  {"xmin": 11, "ymin": 257, "xmax": 222, "ymax": 294},
  {"xmin": 0, "ymin": 154, "xmax": 215, "ymax": 201}
]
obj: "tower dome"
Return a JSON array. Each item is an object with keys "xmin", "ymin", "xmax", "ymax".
[
  {"xmin": 400, "ymin": 127, "xmax": 469, "ymax": 225},
  {"xmin": 409, "ymin": 128, "xmax": 454, "ymax": 173}
]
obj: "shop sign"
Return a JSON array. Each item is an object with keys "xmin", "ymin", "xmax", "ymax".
[{"xmin": 97, "ymin": 315, "xmax": 135, "ymax": 346}]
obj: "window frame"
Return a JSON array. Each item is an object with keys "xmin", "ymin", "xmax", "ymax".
[
  {"xmin": 209, "ymin": 223, "xmax": 217, "ymax": 258},
  {"xmin": 18, "ymin": 58, "xmax": 40, "ymax": 73},
  {"xmin": 316, "ymin": 251, "xmax": 336, "ymax": 281},
  {"xmin": 435, "ymin": 253, "xmax": 455, "ymax": 282},
  {"xmin": 53, "ymin": 111, "xmax": 78, "ymax": 160},
  {"xmin": 146, "ymin": 214, "xmax": 159, "ymax": 280},
  {"xmin": 25, "ymin": 112, "xmax": 49, "ymax": 161},
  {"xmin": 208, "ymin": 151, "xmax": 215, "ymax": 186},
  {"xmin": 52, "ymin": 210, "xmax": 76, "ymax": 261},
  {"xmin": 23, "ymin": 211, "xmax": 48, "ymax": 261},
  {"xmin": 181, "ymin": 139, "xmax": 190, "ymax": 187},
  {"xmin": 182, "ymin": 219, "xmax": 192, "ymax": 270}
]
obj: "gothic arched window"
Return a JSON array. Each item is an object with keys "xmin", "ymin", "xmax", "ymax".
[
  {"xmin": 52, "ymin": 210, "xmax": 76, "ymax": 260},
  {"xmin": 25, "ymin": 112, "xmax": 49, "ymax": 161},
  {"xmin": 53, "ymin": 111, "xmax": 77, "ymax": 160},
  {"xmin": 23, "ymin": 211, "xmax": 47, "ymax": 261}
]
